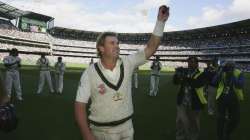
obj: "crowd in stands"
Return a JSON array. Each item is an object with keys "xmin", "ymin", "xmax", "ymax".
[
  {"xmin": 51, "ymin": 37, "xmax": 95, "ymax": 47},
  {"xmin": 0, "ymin": 23, "xmax": 250, "ymax": 70},
  {"xmin": 237, "ymin": 64, "xmax": 250, "ymax": 72},
  {"xmin": 161, "ymin": 36, "xmax": 250, "ymax": 49},
  {"xmin": 1, "ymin": 43, "xmax": 49, "ymax": 53},
  {"xmin": 0, "ymin": 28, "xmax": 49, "ymax": 43}
]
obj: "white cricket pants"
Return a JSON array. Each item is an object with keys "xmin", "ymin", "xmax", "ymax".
[
  {"xmin": 90, "ymin": 119, "xmax": 134, "ymax": 140},
  {"xmin": 133, "ymin": 73, "xmax": 138, "ymax": 89},
  {"xmin": 149, "ymin": 75, "xmax": 160, "ymax": 96},
  {"xmin": 37, "ymin": 71, "xmax": 54, "ymax": 94},
  {"xmin": 5, "ymin": 70, "xmax": 22, "ymax": 98},
  {"xmin": 55, "ymin": 73, "xmax": 64, "ymax": 93}
]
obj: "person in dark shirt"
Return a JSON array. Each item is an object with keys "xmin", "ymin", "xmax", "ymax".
[
  {"xmin": 203, "ymin": 59, "xmax": 219, "ymax": 115},
  {"xmin": 212, "ymin": 61, "xmax": 244, "ymax": 140},
  {"xmin": 174, "ymin": 56, "xmax": 208, "ymax": 140}
]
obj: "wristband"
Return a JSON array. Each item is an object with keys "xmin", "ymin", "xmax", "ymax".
[{"xmin": 152, "ymin": 20, "xmax": 165, "ymax": 37}]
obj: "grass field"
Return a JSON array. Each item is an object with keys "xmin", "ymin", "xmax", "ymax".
[{"xmin": 0, "ymin": 68, "xmax": 249, "ymax": 140}]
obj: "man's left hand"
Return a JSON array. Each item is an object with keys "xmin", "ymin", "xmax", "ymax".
[{"xmin": 158, "ymin": 5, "xmax": 169, "ymax": 22}]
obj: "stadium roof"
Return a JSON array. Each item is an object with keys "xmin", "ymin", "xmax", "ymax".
[
  {"xmin": 0, "ymin": 1, "xmax": 54, "ymax": 22},
  {"xmin": 49, "ymin": 26, "xmax": 100, "ymax": 35},
  {"xmin": 49, "ymin": 19, "xmax": 250, "ymax": 43},
  {"xmin": 171, "ymin": 19, "xmax": 250, "ymax": 33},
  {"xmin": 166, "ymin": 19, "xmax": 250, "ymax": 40},
  {"xmin": 0, "ymin": 1, "xmax": 26, "ymax": 19},
  {"xmin": 21, "ymin": 11, "xmax": 54, "ymax": 22},
  {"xmin": 51, "ymin": 19, "xmax": 250, "ymax": 34}
]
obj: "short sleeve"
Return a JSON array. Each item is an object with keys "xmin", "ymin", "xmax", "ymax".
[
  {"xmin": 17, "ymin": 57, "xmax": 21, "ymax": 62},
  {"xmin": 126, "ymin": 49, "xmax": 147, "ymax": 70},
  {"xmin": 36, "ymin": 59, "xmax": 40, "ymax": 65},
  {"xmin": 47, "ymin": 58, "xmax": 50, "ymax": 65},
  {"xmin": 75, "ymin": 68, "xmax": 91, "ymax": 103},
  {"xmin": 3, "ymin": 57, "xmax": 9, "ymax": 64}
]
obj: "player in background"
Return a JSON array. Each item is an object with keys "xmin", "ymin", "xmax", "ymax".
[{"xmin": 3, "ymin": 48, "xmax": 23, "ymax": 101}]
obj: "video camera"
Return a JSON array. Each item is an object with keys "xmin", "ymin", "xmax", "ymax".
[
  {"xmin": 217, "ymin": 61, "xmax": 235, "ymax": 73},
  {"xmin": 175, "ymin": 67, "xmax": 190, "ymax": 79},
  {"xmin": 222, "ymin": 64, "xmax": 234, "ymax": 72}
]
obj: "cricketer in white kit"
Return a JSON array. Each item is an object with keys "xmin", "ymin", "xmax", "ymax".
[
  {"xmin": 54, "ymin": 57, "xmax": 66, "ymax": 94},
  {"xmin": 3, "ymin": 48, "xmax": 23, "ymax": 101},
  {"xmin": 36, "ymin": 54, "xmax": 54, "ymax": 94}
]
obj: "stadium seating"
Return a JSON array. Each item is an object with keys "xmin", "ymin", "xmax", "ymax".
[{"xmin": 0, "ymin": 19, "xmax": 250, "ymax": 70}]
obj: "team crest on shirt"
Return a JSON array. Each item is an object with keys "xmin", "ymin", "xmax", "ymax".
[{"xmin": 98, "ymin": 84, "xmax": 106, "ymax": 95}]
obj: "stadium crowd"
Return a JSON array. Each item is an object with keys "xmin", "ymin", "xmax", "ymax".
[{"xmin": 0, "ymin": 16, "xmax": 250, "ymax": 70}]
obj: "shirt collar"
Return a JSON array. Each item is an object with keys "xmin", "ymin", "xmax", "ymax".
[{"xmin": 98, "ymin": 58, "xmax": 122, "ymax": 72}]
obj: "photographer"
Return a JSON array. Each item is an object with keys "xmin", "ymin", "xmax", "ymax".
[
  {"xmin": 212, "ymin": 61, "xmax": 244, "ymax": 140},
  {"xmin": 203, "ymin": 59, "xmax": 219, "ymax": 115},
  {"xmin": 173, "ymin": 56, "xmax": 207, "ymax": 140}
]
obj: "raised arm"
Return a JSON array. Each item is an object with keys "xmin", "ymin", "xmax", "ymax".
[{"xmin": 144, "ymin": 5, "xmax": 170, "ymax": 59}]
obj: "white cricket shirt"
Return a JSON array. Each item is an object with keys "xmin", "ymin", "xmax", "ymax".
[{"xmin": 76, "ymin": 50, "xmax": 146, "ymax": 123}]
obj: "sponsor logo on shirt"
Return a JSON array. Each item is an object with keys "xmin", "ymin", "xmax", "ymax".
[{"xmin": 98, "ymin": 84, "xmax": 106, "ymax": 95}]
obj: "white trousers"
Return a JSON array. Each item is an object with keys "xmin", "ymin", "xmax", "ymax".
[
  {"xmin": 55, "ymin": 73, "xmax": 64, "ymax": 93},
  {"xmin": 37, "ymin": 71, "xmax": 54, "ymax": 94},
  {"xmin": 90, "ymin": 119, "xmax": 134, "ymax": 140},
  {"xmin": 133, "ymin": 73, "xmax": 138, "ymax": 89},
  {"xmin": 5, "ymin": 70, "xmax": 22, "ymax": 98},
  {"xmin": 149, "ymin": 75, "xmax": 160, "ymax": 96}
]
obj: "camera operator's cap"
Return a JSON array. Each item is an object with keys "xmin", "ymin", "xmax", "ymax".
[
  {"xmin": 41, "ymin": 53, "xmax": 46, "ymax": 57},
  {"xmin": 9, "ymin": 48, "xmax": 18, "ymax": 55},
  {"xmin": 10, "ymin": 48, "xmax": 18, "ymax": 53},
  {"xmin": 187, "ymin": 56, "xmax": 198, "ymax": 63}
]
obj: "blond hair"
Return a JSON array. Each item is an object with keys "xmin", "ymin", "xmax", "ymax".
[{"xmin": 96, "ymin": 32, "xmax": 118, "ymax": 57}]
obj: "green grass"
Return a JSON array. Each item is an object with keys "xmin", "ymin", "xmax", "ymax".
[
  {"xmin": 0, "ymin": 68, "xmax": 249, "ymax": 140},
  {"xmin": 0, "ymin": 62, "xmax": 177, "ymax": 73}
]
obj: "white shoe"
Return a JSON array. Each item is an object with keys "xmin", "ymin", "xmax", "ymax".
[
  {"xmin": 208, "ymin": 110, "xmax": 214, "ymax": 115},
  {"xmin": 17, "ymin": 96, "xmax": 23, "ymax": 101}
]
